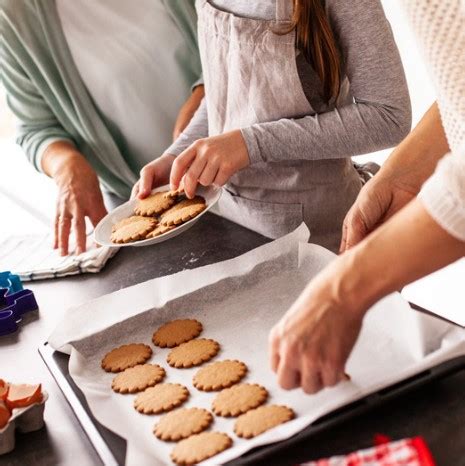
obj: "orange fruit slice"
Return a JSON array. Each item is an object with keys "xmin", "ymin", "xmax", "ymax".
[
  {"xmin": 0, "ymin": 400, "xmax": 11, "ymax": 429},
  {"xmin": 6, "ymin": 383, "xmax": 42, "ymax": 410},
  {"xmin": 0, "ymin": 380, "xmax": 9, "ymax": 401}
]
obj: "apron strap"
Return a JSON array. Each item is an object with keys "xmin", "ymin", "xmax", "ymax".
[{"xmin": 276, "ymin": 0, "xmax": 293, "ymax": 21}]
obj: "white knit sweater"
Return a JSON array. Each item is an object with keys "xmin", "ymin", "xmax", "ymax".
[{"xmin": 403, "ymin": 0, "xmax": 465, "ymax": 241}]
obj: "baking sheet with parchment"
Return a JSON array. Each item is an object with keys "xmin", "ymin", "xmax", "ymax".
[{"xmin": 49, "ymin": 224, "xmax": 465, "ymax": 465}]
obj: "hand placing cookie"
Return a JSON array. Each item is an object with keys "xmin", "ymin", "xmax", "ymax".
[{"xmin": 110, "ymin": 189, "xmax": 206, "ymax": 244}]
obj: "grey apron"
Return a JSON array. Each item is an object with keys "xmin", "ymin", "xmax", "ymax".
[{"xmin": 197, "ymin": 0, "xmax": 362, "ymax": 251}]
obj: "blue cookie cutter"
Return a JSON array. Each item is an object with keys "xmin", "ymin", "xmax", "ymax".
[
  {"xmin": 0, "ymin": 271, "xmax": 23, "ymax": 294},
  {"xmin": 0, "ymin": 273, "xmax": 38, "ymax": 336}
]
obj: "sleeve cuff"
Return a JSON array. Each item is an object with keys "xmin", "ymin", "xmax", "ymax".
[
  {"xmin": 240, "ymin": 127, "xmax": 265, "ymax": 165},
  {"xmin": 419, "ymin": 157, "xmax": 465, "ymax": 242},
  {"xmin": 191, "ymin": 76, "xmax": 204, "ymax": 92},
  {"xmin": 35, "ymin": 137, "xmax": 75, "ymax": 173}
]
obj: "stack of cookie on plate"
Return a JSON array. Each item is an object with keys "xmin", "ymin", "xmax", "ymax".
[
  {"xmin": 111, "ymin": 190, "xmax": 206, "ymax": 244},
  {"xmin": 101, "ymin": 318, "xmax": 295, "ymax": 465}
]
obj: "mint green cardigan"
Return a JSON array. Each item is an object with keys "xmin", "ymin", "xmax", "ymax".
[{"xmin": 0, "ymin": 0, "xmax": 201, "ymax": 199}]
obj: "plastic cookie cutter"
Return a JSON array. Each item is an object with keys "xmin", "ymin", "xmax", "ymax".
[
  {"xmin": 0, "ymin": 272, "xmax": 23, "ymax": 294},
  {"xmin": 0, "ymin": 287, "xmax": 38, "ymax": 337}
]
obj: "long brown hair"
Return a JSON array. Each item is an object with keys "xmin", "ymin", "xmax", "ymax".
[{"xmin": 284, "ymin": 0, "xmax": 341, "ymax": 102}]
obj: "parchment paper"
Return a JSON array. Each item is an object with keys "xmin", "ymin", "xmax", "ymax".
[{"xmin": 49, "ymin": 225, "xmax": 465, "ymax": 465}]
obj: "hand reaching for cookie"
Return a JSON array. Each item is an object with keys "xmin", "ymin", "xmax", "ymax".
[
  {"xmin": 169, "ymin": 130, "xmax": 250, "ymax": 199},
  {"xmin": 133, "ymin": 153, "xmax": 176, "ymax": 199}
]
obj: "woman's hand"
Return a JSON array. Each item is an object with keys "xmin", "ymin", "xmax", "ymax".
[
  {"xmin": 269, "ymin": 254, "xmax": 366, "ymax": 394},
  {"xmin": 170, "ymin": 130, "xmax": 250, "ymax": 199},
  {"xmin": 340, "ymin": 174, "xmax": 416, "ymax": 252},
  {"xmin": 173, "ymin": 85, "xmax": 205, "ymax": 140},
  {"xmin": 42, "ymin": 142, "xmax": 107, "ymax": 256},
  {"xmin": 341, "ymin": 102, "xmax": 450, "ymax": 253},
  {"xmin": 132, "ymin": 153, "xmax": 176, "ymax": 199}
]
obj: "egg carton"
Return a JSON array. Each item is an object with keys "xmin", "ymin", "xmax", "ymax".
[{"xmin": 0, "ymin": 391, "xmax": 48, "ymax": 455}]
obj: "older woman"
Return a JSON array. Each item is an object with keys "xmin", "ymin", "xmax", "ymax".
[
  {"xmin": 270, "ymin": 0, "xmax": 465, "ymax": 394},
  {"xmin": 0, "ymin": 0, "xmax": 203, "ymax": 255}
]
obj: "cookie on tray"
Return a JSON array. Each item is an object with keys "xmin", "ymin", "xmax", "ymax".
[
  {"xmin": 152, "ymin": 319, "xmax": 203, "ymax": 348},
  {"xmin": 170, "ymin": 432, "xmax": 232, "ymax": 465},
  {"xmin": 234, "ymin": 405, "xmax": 295, "ymax": 439},
  {"xmin": 153, "ymin": 407, "xmax": 213, "ymax": 441},
  {"xmin": 193, "ymin": 360, "xmax": 248, "ymax": 391},
  {"xmin": 134, "ymin": 383, "xmax": 189, "ymax": 414},
  {"xmin": 212, "ymin": 383, "xmax": 268, "ymax": 417},
  {"xmin": 134, "ymin": 191, "xmax": 176, "ymax": 216},
  {"xmin": 160, "ymin": 197, "xmax": 206, "ymax": 227},
  {"xmin": 167, "ymin": 338, "xmax": 220, "ymax": 368},
  {"xmin": 101, "ymin": 343, "xmax": 152, "ymax": 373},
  {"xmin": 111, "ymin": 364, "xmax": 165, "ymax": 394},
  {"xmin": 111, "ymin": 216, "xmax": 157, "ymax": 244}
]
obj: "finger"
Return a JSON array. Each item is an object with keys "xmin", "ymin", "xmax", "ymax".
[
  {"xmin": 268, "ymin": 328, "xmax": 280, "ymax": 373},
  {"xmin": 301, "ymin": 364, "xmax": 323, "ymax": 394},
  {"xmin": 170, "ymin": 146, "xmax": 198, "ymax": 191},
  {"xmin": 183, "ymin": 156, "xmax": 208, "ymax": 198},
  {"xmin": 89, "ymin": 204, "xmax": 108, "ymax": 228},
  {"xmin": 321, "ymin": 365, "xmax": 340, "ymax": 388},
  {"xmin": 198, "ymin": 161, "xmax": 219, "ymax": 187},
  {"xmin": 53, "ymin": 214, "xmax": 59, "ymax": 249},
  {"xmin": 73, "ymin": 215, "xmax": 86, "ymax": 255},
  {"xmin": 58, "ymin": 215, "xmax": 72, "ymax": 256},
  {"xmin": 131, "ymin": 182, "xmax": 140, "ymax": 200},
  {"xmin": 139, "ymin": 165, "xmax": 156, "ymax": 199},
  {"xmin": 339, "ymin": 217, "xmax": 349, "ymax": 253},
  {"xmin": 277, "ymin": 354, "xmax": 301, "ymax": 390},
  {"xmin": 345, "ymin": 211, "xmax": 367, "ymax": 251},
  {"xmin": 213, "ymin": 168, "xmax": 230, "ymax": 187}
]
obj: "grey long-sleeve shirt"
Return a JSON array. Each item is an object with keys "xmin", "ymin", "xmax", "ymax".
[{"xmin": 165, "ymin": 0, "xmax": 412, "ymax": 164}]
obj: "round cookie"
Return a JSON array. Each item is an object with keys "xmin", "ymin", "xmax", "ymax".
[
  {"xmin": 167, "ymin": 339, "xmax": 220, "ymax": 368},
  {"xmin": 111, "ymin": 216, "xmax": 149, "ymax": 233},
  {"xmin": 111, "ymin": 364, "xmax": 166, "ymax": 394},
  {"xmin": 134, "ymin": 383, "xmax": 189, "ymax": 414},
  {"xmin": 146, "ymin": 224, "xmax": 175, "ymax": 239},
  {"xmin": 163, "ymin": 188, "xmax": 185, "ymax": 199},
  {"xmin": 234, "ymin": 405, "xmax": 295, "ymax": 439},
  {"xmin": 101, "ymin": 343, "xmax": 152, "ymax": 373},
  {"xmin": 134, "ymin": 191, "xmax": 175, "ymax": 216},
  {"xmin": 153, "ymin": 407, "xmax": 213, "ymax": 441},
  {"xmin": 212, "ymin": 383, "xmax": 268, "ymax": 417},
  {"xmin": 152, "ymin": 319, "xmax": 203, "ymax": 348},
  {"xmin": 193, "ymin": 360, "xmax": 248, "ymax": 391},
  {"xmin": 170, "ymin": 432, "xmax": 232, "ymax": 465},
  {"xmin": 160, "ymin": 197, "xmax": 206, "ymax": 226},
  {"xmin": 111, "ymin": 216, "xmax": 157, "ymax": 244}
]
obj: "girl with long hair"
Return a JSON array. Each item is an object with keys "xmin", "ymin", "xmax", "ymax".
[{"xmin": 134, "ymin": 0, "xmax": 411, "ymax": 252}]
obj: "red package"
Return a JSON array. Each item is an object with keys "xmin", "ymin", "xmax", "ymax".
[{"xmin": 300, "ymin": 436, "xmax": 435, "ymax": 466}]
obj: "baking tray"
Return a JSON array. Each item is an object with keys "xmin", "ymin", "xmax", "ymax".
[{"xmin": 39, "ymin": 335, "xmax": 465, "ymax": 466}]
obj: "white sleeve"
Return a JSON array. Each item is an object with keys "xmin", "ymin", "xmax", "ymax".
[{"xmin": 419, "ymin": 146, "xmax": 465, "ymax": 241}]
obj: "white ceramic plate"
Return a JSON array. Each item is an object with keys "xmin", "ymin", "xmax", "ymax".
[{"xmin": 94, "ymin": 185, "xmax": 222, "ymax": 248}]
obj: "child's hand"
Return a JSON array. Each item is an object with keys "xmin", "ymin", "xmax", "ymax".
[
  {"xmin": 170, "ymin": 130, "xmax": 250, "ymax": 198},
  {"xmin": 132, "ymin": 154, "xmax": 176, "ymax": 199}
]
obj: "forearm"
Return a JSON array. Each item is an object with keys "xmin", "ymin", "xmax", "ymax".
[
  {"xmin": 241, "ymin": 100, "xmax": 411, "ymax": 164},
  {"xmin": 377, "ymin": 102, "xmax": 450, "ymax": 192},
  {"xmin": 336, "ymin": 198, "xmax": 465, "ymax": 314},
  {"xmin": 41, "ymin": 141, "xmax": 90, "ymax": 179},
  {"xmin": 173, "ymin": 84, "xmax": 205, "ymax": 140}
]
